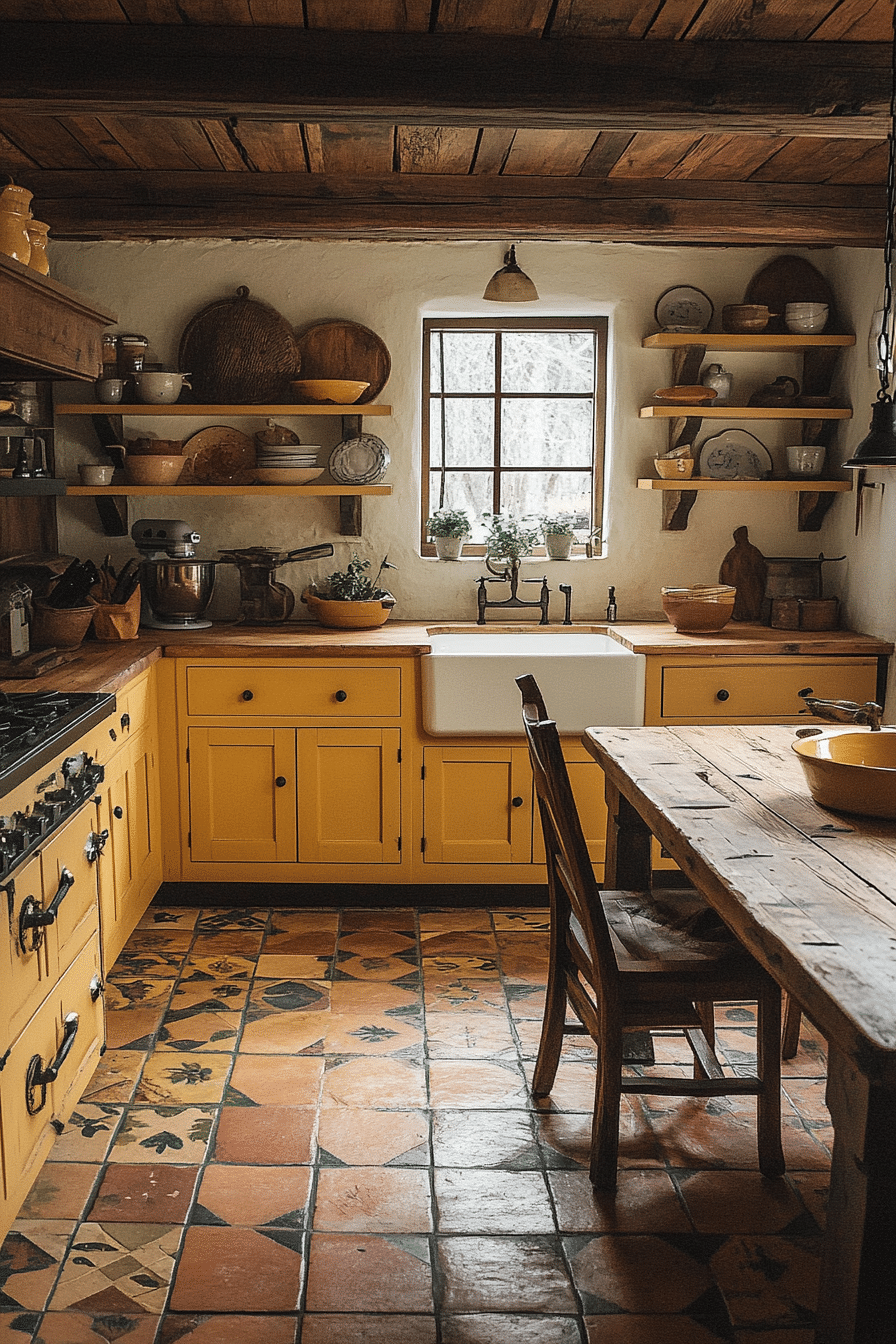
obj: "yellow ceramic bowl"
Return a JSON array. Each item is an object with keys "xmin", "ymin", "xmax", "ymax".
[
  {"xmin": 792, "ymin": 728, "xmax": 896, "ymax": 818},
  {"xmin": 302, "ymin": 588, "xmax": 394, "ymax": 629},
  {"xmin": 661, "ymin": 585, "xmax": 736, "ymax": 633},
  {"xmin": 290, "ymin": 379, "xmax": 370, "ymax": 405}
]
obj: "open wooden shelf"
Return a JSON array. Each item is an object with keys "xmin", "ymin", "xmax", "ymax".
[
  {"xmin": 642, "ymin": 334, "xmax": 855, "ymax": 352},
  {"xmin": 56, "ymin": 403, "xmax": 391, "ymax": 416},
  {"xmin": 637, "ymin": 477, "xmax": 851, "ymax": 533},
  {"xmin": 641, "ymin": 404, "xmax": 851, "ymax": 420},
  {"xmin": 637, "ymin": 478, "xmax": 850, "ymax": 492},
  {"xmin": 66, "ymin": 483, "xmax": 391, "ymax": 498}
]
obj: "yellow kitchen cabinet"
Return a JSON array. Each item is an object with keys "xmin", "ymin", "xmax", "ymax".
[
  {"xmin": 188, "ymin": 727, "xmax": 298, "ymax": 864},
  {"xmin": 422, "ymin": 745, "xmax": 533, "ymax": 865},
  {"xmin": 532, "ymin": 742, "xmax": 607, "ymax": 871},
  {"xmin": 186, "ymin": 663, "xmax": 402, "ymax": 719},
  {"xmin": 296, "ymin": 728, "xmax": 401, "ymax": 864}
]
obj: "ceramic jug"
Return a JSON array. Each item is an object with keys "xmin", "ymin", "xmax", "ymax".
[
  {"xmin": 26, "ymin": 220, "xmax": 50, "ymax": 275},
  {"xmin": 702, "ymin": 362, "xmax": 732, "ymax": 404},
  {"xmin": 0, "ymin": 183, "xmax": 33, "ymax": 265}
]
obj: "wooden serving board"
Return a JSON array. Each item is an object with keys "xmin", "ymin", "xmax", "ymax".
[
  {"xmin": 743, "ymin": 255, "xmax": 837, "ymax": 333},
  {"xmin": 294, "ymin": 319, "xmax": 391, "ymax": 403}
]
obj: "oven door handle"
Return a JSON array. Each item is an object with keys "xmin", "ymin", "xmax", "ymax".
[
  {"xmin": 25, "ymin": 1012, "xmax": 79, "ymax": 1115},
  {"xmin": 19, "ymin": 867, "xmax": 75, "ymax": 952},
  {"xmin": 86, "ymin": 829, "xmax": 109, "ymax": 863}
]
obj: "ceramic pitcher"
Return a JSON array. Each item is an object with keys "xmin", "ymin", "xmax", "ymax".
[
  {"xmin": 26, "ymin": 220, "xmax": 50, "ymax": 275},
  {"xmin": 0, "ymin": 183, "xmax": 33, "ymax": 265},
  {"xmin": 701, "ymin": 363, "xmax": 732, "ymax": 403}
]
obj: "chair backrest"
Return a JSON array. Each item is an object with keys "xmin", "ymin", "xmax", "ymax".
[{"xmin": 516, "ymin": 673, "xmax": 620, "ymax": 1018}]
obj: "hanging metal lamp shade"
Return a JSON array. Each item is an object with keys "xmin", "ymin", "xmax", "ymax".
[
  {"xmin": 843, "ymin": 399, "xmax": 896, "ymax": 468},
  {"xmin": 483, "ymin": 245, "xmax": 539, "ymax": 302}
]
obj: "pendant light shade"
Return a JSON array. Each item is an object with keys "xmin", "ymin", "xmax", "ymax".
[
  {"xmin": 844, "ymin": 399, "xmax": 896, "ymax": 467},
  {"xmin": 483, "ymin": 245, "xmax": 539, "ymax": 302}
]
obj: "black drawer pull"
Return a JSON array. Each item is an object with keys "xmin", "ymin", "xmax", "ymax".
[
  {"xmin": 511, "ymin": 796, "xmax": 524, "ymax": 808},
  {"xmin": 716, "ymin": 689, "xmax": 730, "ymax": 702},
  {"xmin": 241, "ymin": 690, "xmax": 254, "ymax": 701},
  {"xmin": 19, "ymin": 867, "xmax": 75, "ymax": 952},
  {"xmin": 113, "ymin": 806, "xmax": 124, "ymax": 820},
  {"xmin": 120, "ymin": 713, "xmax": 131, "ymax": 730},
  {"xmin": 26, "ymin": 1013, "xmax": 79, "ymax": 1115},
  {"xmin": 334, "ymin": 690, "xmax": 348, "ymax": 702},
  {"xmin": 275, "ymin": 776, "xmax": 287, "ymax": 788}
]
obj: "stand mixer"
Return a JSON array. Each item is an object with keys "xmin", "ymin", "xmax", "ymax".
[
  {"xmin": 217, "ymin": 544, "xmax": 334, "ymax": 624},
  {"xmin": 132, "ymin": 518, "xmax": 216, "ymax": 629}
]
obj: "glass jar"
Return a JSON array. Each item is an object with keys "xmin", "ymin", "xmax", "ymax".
[
  {"xmin": 117, "ymin": 334, "xmax": 149, "ymax": 376},
  {"xmin": 101, "ymin": 334, "xmax": 119, "ymax": 376}
]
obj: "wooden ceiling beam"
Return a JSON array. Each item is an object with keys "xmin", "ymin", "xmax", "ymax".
[
  {"xmin": 0, "ymin": 24, "xmax": 889, "ymax": 138},
  {"xmin": 25, "ymin": 171, "xmax": 883, "ymax": 246}
]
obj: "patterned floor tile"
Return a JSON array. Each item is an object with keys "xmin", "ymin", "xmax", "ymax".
[
  {"xmin": 676, "ymin": 1170, "xmax": 814, "ymax": 1234},
  {"xmin": 304, "ymin": 1233, "xmax": 432, "ymax": 1313},
  {"xmin": 441, "ymin": 1314, "xmax": 581, "ymax": 1343},
  {"xmin": 313, "ymin": 1168, "xmax": 432, "ymax": 1232},
  {"xmin": 47, "ymin": 1107, "xmax": 124, "ymax": 1163},
  {"xmin": 536, "ymin": 1104, "xmax": 664, "ymax": 1173},
  {"xmin": 436, "ymin": 1235, "xmax": 576, "ymax": 1313},
  {"xmin": 492, "ymin": 910, "xmax": 551, "ymax": 932},
  {"xmin": 34, "ymin": 1311, "xmax": 159, "ymax": 1343},
  {"xmin": 564, "ymin": 1232, "xmax": 727, "ymax": 1322},
  {"xmin": 710, "ymin": 1234, "xmax": 821, "ymax": 1331},
  {"xmin": 104, "ymin": 1011, "xmax": 164, "ymax": 1052},
  {"xmin": 323, "ymin": 1012, "xmax": 423, "ymax": 1058},
  {"xmin": 434, "ymin": 1169, "xmax": 555, "ymax": 1234},
  {"xmin": 318, "ymin": 1108, "xmax": 429, "ymax": 1166},
  {"xmin": 108, "ymin": 1107, "xmax": 216, "ymax": 1165},
  {"xmin": 333, "ymin": 952, "xmax": 420, "ymax": 982},
  {"xmin": 88, "ymin": 1165, "xmax": 199, "ymax": 1223},
  {"xmin": 583, "ymin": 1316, "xmax": 734, "ymax": 1342},
  {"xmin": 212, "ymin": 1106, "xmax": 315, "ymax": 1165},
  {"xmin": 239, "ymin": 981, "xmax": 331, "ymax": 1055},
  {"xmin": 428, "ymin": 1059, "xmax": 529, "ymax": 1109},
  {"xmin": 431, "ymin": 1109, "xmax": 540, "ymax": 1169},
  {"xmin": 495, "ymin": 933, "xmax": 550, "ymax": 981},
  {"xmin": 137, "ymin": 906, "xmax": 199, "ymax": 932},
  {"xmin": 156, "ymin": 1313, "xmax": 299, "ymax": 1342},
  {"xmin": 134, "ymin": 1053, "xmax": 231, "ymax": 1105},
  {"xmin": 169, "ymin": 1226, "xmax": 303, "ymax": 1312},
  {"xmin": 338, "ymin": 930, "xmax": 417, "ymax": 958},
  {"xmin": 422, "ymin": 956, "xmax": 499, "ymax": 978},
  {"xmin": 156, "ymin": 1010, "xmax": 243, "ymax": 1054},
  {"xmin": 787, "ymin": 1172, "xmax": 828, "ymax": 1231},
  {"xmin": 301, "ymin": 1314, "xmax": 435, "ymax": 1343},
  {"xmin": 226, "ymin": 1053, "xmax": 323, "ymax": 1107},
  {"xmin": 46, "ymin": 1222, "xmax": 180, "ymax": 1314},
  {"xmin": 110, "ymin": 950, "xmax": 185, "ymax": 979},
  {"xmin": 426, "ymin": 1012, "xmax": 518, "ymax": 1059},
  {"xmin": 177, "ymin": 954, "xmax": 256, "ymax": 981},
  {"xmin": 328, "ymin": 981, "xmax": 420, "ymax": 1015},
  {"xmin": 18, "ymin": 1164, "xmax": 100, "ymax": 1222},
  {"xmin": 0, "ymin": 1222, "xmax": 76, "ymax": 1311},
  {"xmin": 80, "ymin": 1052, "xmax": 146, "ymax": 1106},
  {"xmin": 320, "ymin": 1057, "xmax": 427, "ymax": 1110},
  {"xmin": 419, "ymin": 930, "xmax": 498, "ymax": 957},
  {"xmin": 105, "ymin": 979, "xmax": 173, "ymax": 1012},
  {"xmin": 548, "ymin": 1170, "xmax": 692, "ymax": 1233},
  {"xmin": 195, "ymin": 908, "xmax": 268, "ymax": 933},
  {"xmin": 423, "ymin": 977, "xmax": 510, "ymax": 1013},
  {"xmin": 169, "ymin": 978, "xmax": 250, "ymax": 1012},
  {"xmin": 192, "ymin": 1164, "xmax": 311, "ymax": 1228},
  {"xmin": 419, "ymin": 909, "xmax": 493, "ymax": 932},
  {"xmin": 256, "ymin": 953, "xmax": 334, "ymax": 980},
  {"xmin": 190, "ymin": 932, "xmax": 264, "ymax": 957},
  {"xmin": 124, "ymin": 929, "xmax": 194, "ymax": 955}
]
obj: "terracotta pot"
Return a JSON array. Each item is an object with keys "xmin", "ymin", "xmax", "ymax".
[{"xmin": 26, "ymin": 220, "xmax": 50, "ymax": 275}]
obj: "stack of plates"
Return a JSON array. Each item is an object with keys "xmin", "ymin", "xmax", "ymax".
[{"xmin": 255, "ymin": 444, "xmax": 323, "ymax": 485}]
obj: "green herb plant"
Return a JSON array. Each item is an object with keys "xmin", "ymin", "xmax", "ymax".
[
  {"xmin": 482, "ymin": 512, "xmax": 541, "ymax": 562},
  {"xmin": 323, "ymin": 553, "xmax": 396, "ymax": 601},
  {"xmin": 541, "ymin": 514, "xmax": 577, "ymax": 537},
  {"xmin": 425, "ymin": 508, "xmax": 472, "ymax": 538}
]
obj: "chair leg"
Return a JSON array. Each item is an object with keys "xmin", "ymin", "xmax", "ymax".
[
  {"xmin": 755, "ymin": 980, "xmax": 785, "ymax": 1179},
  {"xmin": 589, "ymin": 1035, "xmax": 624, "ymax": 1189},
  {"xmin": 532, "ymin": 950, "xmax": 568, "ymax": 1098},
  {"xmin": 694, "ymin": 1000, "xmax": 716, "ymax": 1079},
  {"xmin": 781, "ymin": 991, "xmax": 802, "ymax": 1060}
]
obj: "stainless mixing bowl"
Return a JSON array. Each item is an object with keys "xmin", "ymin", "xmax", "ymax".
[{"xmin": 142, "ymin": 560, "xmax": 217, "ymax": 623}]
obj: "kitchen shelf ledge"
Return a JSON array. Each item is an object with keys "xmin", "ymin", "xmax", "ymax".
[
  {"xmin": 642, "ymin": 334, "xmax": 855, "ymax": 352},
  {"xmin": 640, "ymin": 404, "xmax": 851, "ymax": 420},
  {"xmin": 56, "ymin": 403, "xmax": 391, "ymax": 416},
  {"xmin": 637, "ymin": 477, "xmax": 851, "ymax": 533}
]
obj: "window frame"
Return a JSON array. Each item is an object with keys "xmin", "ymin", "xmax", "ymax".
[{"xmin": 421, "ymin": 315, "xmax": 608, "ymax": 558}]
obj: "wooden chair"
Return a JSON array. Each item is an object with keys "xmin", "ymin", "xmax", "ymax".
[{"xmin": 516, "ymin": 673, "xmax": 785, "ymax": 1189}]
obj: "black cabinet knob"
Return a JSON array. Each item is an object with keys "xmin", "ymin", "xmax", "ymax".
[
  {"xmin": 113, "ymin": 806, "xmax": 124, "ymax": 819},
  {"xmin": 511, "ymin": 796, "xmax": 524, "ymax": 808},
  {"xmin": 334, "ymin": 690, "xmax": 348, "ymax": 702},
  {"xmin": 242, "ymin": 690, "xmax": 254, "ymax": 701},
  {"xmin": 716, "ymin": 689, "xmax": 730, "ymax": 702},
  {"xmin": 275, "ymin": 776, "xmax": 287, "ymax": 788},
  {"xmin": 120, "ymin": 713, "xmax": 131, "ymax": 730}
]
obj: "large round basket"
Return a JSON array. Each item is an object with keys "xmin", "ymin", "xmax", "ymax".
[{"xmin": 179, "ymin": 286, "xmax": 301, "ymax": 404}]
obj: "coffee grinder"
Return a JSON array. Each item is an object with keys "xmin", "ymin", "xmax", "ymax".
[{"xmin": 217, "ymin": 544, "xmax": 334, "ymax": 625}]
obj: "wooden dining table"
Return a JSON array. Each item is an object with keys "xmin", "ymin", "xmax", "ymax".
[{"xmin": 583, "ymin": 722, "xmax": 896, "ymax": 1344}]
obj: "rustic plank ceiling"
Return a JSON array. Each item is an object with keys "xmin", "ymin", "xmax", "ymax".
[{"xmin": 0, "ymin": 0, "xmax": 892, "ymax": 245}]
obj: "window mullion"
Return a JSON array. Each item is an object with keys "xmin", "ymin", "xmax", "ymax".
[{"xmin": 493, "ymin": 330, "xmax": 501, "ymax": 515}]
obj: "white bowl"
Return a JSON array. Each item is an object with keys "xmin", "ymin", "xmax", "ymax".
[
  {"xmin": 786, "ymin": 444, "xmax": 826, "ymax": 476},
  {"xmin": 785, "ymin": 303, "xmax": 828, "ymax": 334},
  {"xmin": 254, "ymin": 466, "xmax": 324, "ymax": 485},
  {"xmin": 133, "ymin": 372, "xmax": 192, "ymax": 404}
]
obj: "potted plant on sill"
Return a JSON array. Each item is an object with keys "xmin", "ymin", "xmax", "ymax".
[
  {"xmin": 302, "ymin": 552, "xmax": 397, "ymax": 629},
  {"xmin": 482, "ymin": 512, "xmax": 541, "ymax": 570},
  {"xmin": 541, "ymin": 514, "xmax": 577, "ymax": 561},
  {"xmin": 426, "ymin": 507, "xmax": 471, "ymax": 561}
]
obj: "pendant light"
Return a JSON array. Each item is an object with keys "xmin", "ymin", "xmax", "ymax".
[
  {"xmin": 482, "ymin": 245, "xmax": 539, "ymax": 302},
  {"xmin": 844, "ymin": 3, "xmax": 896, "ymax": 467}
]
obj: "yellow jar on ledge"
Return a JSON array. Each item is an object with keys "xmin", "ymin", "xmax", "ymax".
[{"xmin": 0, "ymin": 182, "xmax": 33, "ymax": 265}]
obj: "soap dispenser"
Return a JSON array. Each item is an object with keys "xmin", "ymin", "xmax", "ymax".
[{"xmin": 702, "ymin": 363, "xmax": 732, "ymax": 404}]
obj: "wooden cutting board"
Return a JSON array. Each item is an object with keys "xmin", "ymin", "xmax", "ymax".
[
  {"xmin": 294, "ymin": 320, "xmax": 391, "ymax": 403},
  {"xmin": 743, "ymin": 256, "xmax": 837, "ymax": 333}
]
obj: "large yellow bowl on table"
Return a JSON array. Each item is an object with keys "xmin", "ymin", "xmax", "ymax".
[{"xmin": 792, "ymin": 728, "xmax": 896, "ymax": 819}]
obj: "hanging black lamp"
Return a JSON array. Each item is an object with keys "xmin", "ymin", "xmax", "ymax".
[
  {"xmin": 844, "ymin": 3, "xmax": 896, "ymax": 468},
  {"xmin": 483, "ymin": 245, "xmax": 539, "ymax": 302}
]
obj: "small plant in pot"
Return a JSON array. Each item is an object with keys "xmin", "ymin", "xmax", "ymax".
[
  {"xmin": 482, "ymin": 512, "xmax": 541, "ymax": 570},
  {"xmin": 426, "ymin": 507, "xmax": 471, "ymax": 561},
  {"xmin": 541, "ymin": 514, "xmax": 577, "ymax": 561},
  {"xmin": 302, "ymin": 553, "xmax": 397, "ymax": 629}
]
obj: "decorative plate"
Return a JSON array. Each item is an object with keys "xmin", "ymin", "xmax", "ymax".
[
  {"xmin": 179, "ymin": 426, "xmax": 256, "ymax": 485},
  {"xmin": 328, "ymin": 433, "xmax": 390, "ymax": 485},
  {"xmin": 653, "ymin": 385, "xmax": 718, "ymax": 404},
  {"xmin": 654, "ymin": 286, "xmax": 714, "ymax": 333},
  {"xmin": 698, "ymin": 429, "xmax": 772, "ymax": 480}
]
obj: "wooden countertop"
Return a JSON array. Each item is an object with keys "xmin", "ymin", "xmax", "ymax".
[{"xmin": 1, "ymin": 620, "xmax": 890, "ymax": 696}]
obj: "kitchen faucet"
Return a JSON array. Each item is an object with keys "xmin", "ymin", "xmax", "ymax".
[{"xmin": 476, "ymin": 557, "xmax": 550, "ymax": 624}]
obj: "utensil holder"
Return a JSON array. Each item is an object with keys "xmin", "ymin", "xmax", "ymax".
[
  {"xmin": 91, "ymin": 586, "xmax": 141, "ymax": 641},
  {"xmin": 30, "ymin": 599, "xmax": 96, "ymax": 650}
]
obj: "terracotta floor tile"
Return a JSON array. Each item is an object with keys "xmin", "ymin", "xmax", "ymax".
[
  {"xmin": 88, "ymin": 1164, "xmax": 199, "ymax": 1222},
  {"xmin": 335, "ymin": 953, "xmax": 420, "ymax": 982},
  {"xmin": 256, "ymin": 953, "xmax": 334, "ymax": 979},
  {"xmin": 496, "ymin": 931, "xmax": 550, "ymax": 973},
  {"xmin": 47, "ymin": 1221, "xmax": 181, "ymax": 1314},
  {"xmin": 104, "ymin": 1009, "xmax": 164, "ymax": 1051},
  {"xmin": 301, "ymin": 1314, "xmax": 436, "ymax": 1343},
  {"xmin": 190, "ymin": 932, "xmax": 264, "ymax": 957},
  {"xmin": 506, "ymin": 983, "xmax": 547, "ymax": 1020},
  {"xmin": 711, "ymin": 1233, "xmax": 822, "ymax": 1330},
  {"xmin": 339, "ymin": 910, "xmax": 417, "ymax": 933},
  {"xmin": 329, "ymin": 980, "xmax": 420, "ymax": 1014},
  {"xmin": 584, "ymin": 1316, "xmax": 734, "ymax": 1342},
  {"xmin": 431, "ymin": 1109, "xmax": 540, "ymax": 1169},
  {"xmin": 419, "ymin": 930, "xmax": 498, "ymax": 957},
  {"xmin": 47, "ymin": 1106, "xmax": 123, "ymax": 1162},
  {"xmin": 18, "ymin": 1163, "xmax": 100, "ymax": 1221},
  {"xmin": 323, "ymin": 1011, "xmax": 423, "ymax": 1057},
  {"xmin": 426, "ymin": 1012, "xmax": 517, "ymax": 1059},
  {"xmin": 169, "ymin": 1225, "xmax": 303, "ymax": 1312},
  {"xmin": 549, "ymin": 1169, "xmax": 692, "ymax": 1233},
  {"xmin": 239, "ymin": 1007, "xmax": 329, "ymax": 1055},
  {"xmin": 441, "ymin": 1314, "xmax": 582, "ymax": 1344},
  {"xmin": 313, "ymin": 1167, "xmax": 432, "ymax": 1232},
  {"xmin": 196, "ymin": 907, "xmax": 268, "ymax": 931},
  {"xmin": 111, "ymin": 950, "xmax": 185, "ymax": 979},
  {"xmin": 338, "ymin": 930, "xmax": 417, "ymax": 957},
  {"xmin": 157, "ymin": 1010, "xmax": 243, "ymax": 1054},
  {"xmin": 420, "ymin": 909, "xmax": 493, "ymax": 932},
  {"xmin": 80, "ymin": 1050, "xmax": 146, "ymax": 1105},
  {"xmin": 436, "ymin": 1235, "xmax": 577, "ymax": 1313},
  {"xmin": 0, "ymin": 1222, "xmax": 77, "ymax": 1310},
  {"xmin": 137, "ymin": 906, "xmax": 199, "ymax": 932},
  {"xmin": 318, "ymin": 1108, "xmax": 430, "ymax": 1166},
  {"xmin": 156, "ymin": 1313, "xmax": 299, "ymax": 1342},
  {"xmin": 787, "ymin": 1171, "xmax": 828, "ymax": 1230},
  {"xmin": 422, "ymin": 956, "xmax": 499, "ymax": 979},
  {"xmin": 212, "ymin": 1105, "xmax": 315, "ymax": 1164},
  {"xmin": 536, "ymin": 1103, "xmax": 663, "ymax": 1172},
  {"xmin": 524, "ymin": 1060, "xmax": 596, "ymax": 1112},
  {"xmin": 644, "ymin": 1093, "xmax": 830, "ymax": 1173},
  {"xmin": 35, "ymin": 1311, "xmax": 159, "ymax": 1343},
  {"xmin": 677, "ymin": 1170, "xmax": 813, "ymax": 1234},
  {"xmin": 434, "ymin": 1169, "xmax": 555, "ymax": 1234},
  {"xmin": 424, "ymin": 976, "xmax": 508, "ymax": 1012},
  {"xmin": 193, "ymin": 1163, "xmax": 311, "ymax": 1227},
  {"xmin": 126, "ymin": 929, "xmax": 194, "ymax": 954},
  {"xmin": 169, "ymin": 978, "xmax": 250, "ymax": 1012},
  {"xmin": 178, "ymin": 954, "xmax": 256, "ymax": 980},
  {"xmin": 108, "ymin": 1106, "xmax": 216, "ymax": 1165},
  {"xmin": 106, "ymin": 978, "xmax": 173, "ymax": 1011},
  {"xmin": 492, "ymin": 910, "xmax": 551, "ymax": 932},
  {"xmin": 269, "ymin": 908, "xmax": 339, "ymax": 934},
  {"xmin": 565, "ymin": 1233, "xmax": 722, "ymax": 1319},
  {"xmin": 304, "ymin": 1233, "xmax": 432, "ymax": 1313},
  {"xmin": 320, "ymin": 1057, "xmax": 427, "ymax": 1109},
  {"xmin": 428, "ymin": 1060, "xmax": 529, "ymax": 1109},
  {"xmin": 227, "ymin": 1053, "xmax": 324, "ymax": 1106},
  {"xmin": 134, "ymin": 1052, "xmax": 231, "ymax": 1104}
]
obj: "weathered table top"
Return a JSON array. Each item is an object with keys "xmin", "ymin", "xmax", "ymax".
[{"xmin": 583, "ymin": 723, "xmax": 896, "ymax": 1088}]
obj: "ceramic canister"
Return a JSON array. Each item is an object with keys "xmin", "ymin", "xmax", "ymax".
[
  {"xmin": 0, "ymin": 183, "xmax": 33, "ymax": 265},
  {"xmin": 26, "ymin": 220, "xmax": 50, "ymax": 275}
]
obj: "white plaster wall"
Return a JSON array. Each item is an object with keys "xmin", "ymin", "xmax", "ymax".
[{"xmin": 47, "ymin": 237, "xmax": 874, "ymax": 630}]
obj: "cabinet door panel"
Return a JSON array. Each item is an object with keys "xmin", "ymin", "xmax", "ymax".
[
  {"xmin": 189, "ymin": 728, "xmax": 296, "ymax": 863},
  {"xmin": 1, "ymin": 852, "xmax": 51, "ymax": 1046},
  {"xmin": 297, "ymin": 728, "xmax": 400, "ymax": 864},
  {"xmin": 39, "ymin": 811, "xmax": 101, "ymax": 971},
  {"xmin": 423, "ymin": 746, "xmax": 531, "ymax": 864}
]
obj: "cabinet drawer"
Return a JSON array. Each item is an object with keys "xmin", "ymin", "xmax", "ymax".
[
  {"xmin": 186, "ymin": 665, "xmax": 402, "ymax": 718},
  {"xmin": 661, "ymin": 659, "xmax": 879, "ymax": 720}
]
